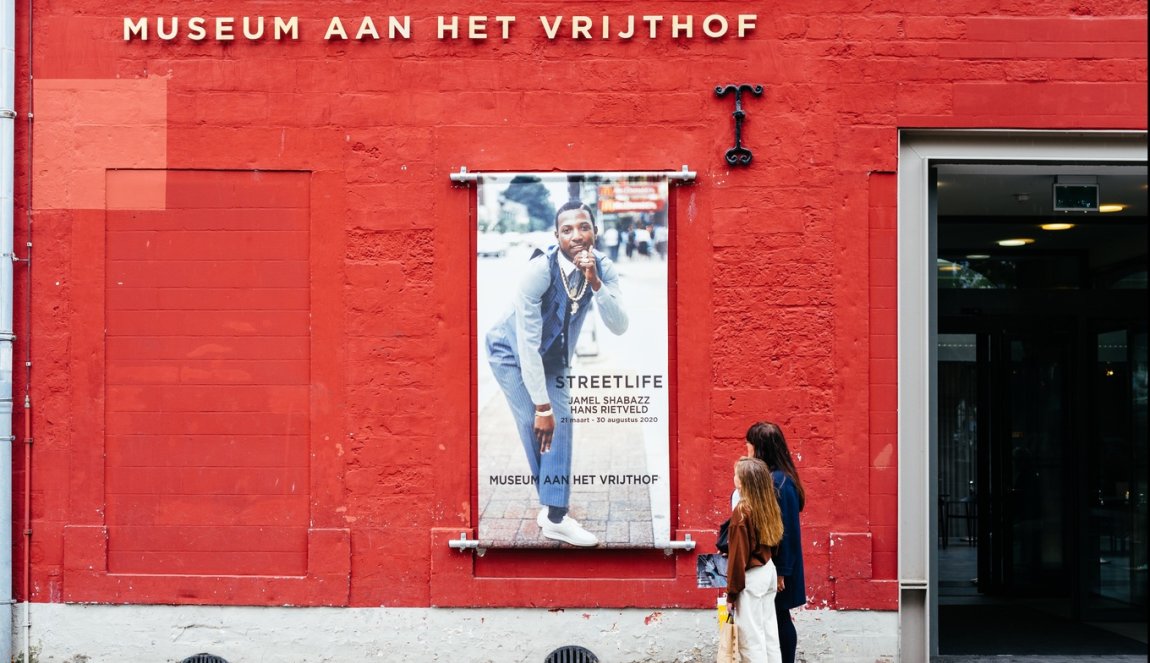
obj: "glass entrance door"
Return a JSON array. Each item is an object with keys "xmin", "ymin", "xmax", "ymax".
[
  {"xmin": 938, "ymin": 330, "xmax": 1074, "ymax": 600},
  {"xmin": 933, "ymin": 159, "xmax": 1147, "ymax": 655},
  {"xmin": 938, "ymin": 322, "xmax": 1148, "ymax": 653},
  {"xmin": 994, "ymin": 333, "xmax": 1071, "ymax": 598},
  {"xmin": 1084, "ymin": 327, "xmax": 1149, "ymax": 621}
]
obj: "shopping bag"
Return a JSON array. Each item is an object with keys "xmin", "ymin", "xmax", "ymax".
[
  {"xmin": 717, "ymin": 611, "xmax": 741, "ymax": 663},
  {"xmin": 716, "ymin": 594, "xmax": 729, "ymax": 625}
]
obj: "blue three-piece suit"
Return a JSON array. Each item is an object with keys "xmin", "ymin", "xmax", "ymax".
[{"xmin": 485, "ymin": 246, "xmax": 628, "ymax": 509}]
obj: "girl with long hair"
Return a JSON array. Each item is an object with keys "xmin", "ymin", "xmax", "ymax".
[
  {"xmin": 744, "ymin": 421, "xmax": 807, "ymax": 663},
  {"xmin": 727, "ymin": 456, "xmax": 785, "ymax": 663}
]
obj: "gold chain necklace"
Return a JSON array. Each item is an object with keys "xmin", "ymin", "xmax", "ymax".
[{"xmin": 562, "ymin": 269, "xmax": 589, "ymax": 315}]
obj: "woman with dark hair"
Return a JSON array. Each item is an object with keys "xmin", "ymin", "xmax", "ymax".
[{"xmin": 743, "ymin": 421, "xmax": 807, "ymax": 663}]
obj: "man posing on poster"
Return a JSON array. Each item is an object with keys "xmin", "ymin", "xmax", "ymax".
[{"xmin": 485, "ymin": 201, "xmax": 629, "ymax": 547}]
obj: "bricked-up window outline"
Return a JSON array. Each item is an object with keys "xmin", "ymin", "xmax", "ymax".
[
  {"xmin": 62, "ymin": 169, "xmax": 350, "ymax": 605},
  {"xmin": 103, "ymin": 170, "xmax": 311, "ymax": 576}
]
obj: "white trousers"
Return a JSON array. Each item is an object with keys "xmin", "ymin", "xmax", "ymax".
[{"xmin": 736, "ymin": 560, "xmax": 782, "ymax": 663}]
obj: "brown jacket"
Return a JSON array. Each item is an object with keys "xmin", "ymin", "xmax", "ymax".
[{"xmin": 726, "ymin": 502, "xmax": 773, "ymax": 601}]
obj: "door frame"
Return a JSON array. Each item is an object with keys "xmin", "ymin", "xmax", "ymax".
[{"xmin": 895, "ymin": 130, "xmax": 1148, "ymax": 659}]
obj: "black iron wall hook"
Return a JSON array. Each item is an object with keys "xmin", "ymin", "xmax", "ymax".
[{"xmin": 715, "ymin": 84, "xmax": 764, "ymax": 166}]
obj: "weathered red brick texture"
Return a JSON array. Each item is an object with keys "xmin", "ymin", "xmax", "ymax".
[{"xmin": 10, "ymin": 1, "xmax": 1147, "ymax": 609}]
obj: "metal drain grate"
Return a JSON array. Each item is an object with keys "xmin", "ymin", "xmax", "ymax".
[
  {"xmin": 179, "ymin": 655, "xmax": 229, "ymax": 663},
  {"xmin": 544, "ymin": 645, "xmax": 599, "ymax": 663}
]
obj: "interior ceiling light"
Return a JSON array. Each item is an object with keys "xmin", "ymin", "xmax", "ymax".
[
  {"xmin": 997, "ymin": 238, "xmax": 1035, "ymax": 247},
  {"xmin": 1098, "ymin": 204, "xmax": 1126, "ymax": 213},
  {"xmin": 1040, "ymin": 223, "xmax": 1075, "ymax": 231},
  {"xmin": 965, "ymin": 254, "xmax": 990, "ymax": 260}
]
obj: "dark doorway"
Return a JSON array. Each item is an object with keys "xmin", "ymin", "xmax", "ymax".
[{"xmin": 934, "ymin": 163, "xmax": 1148, "ymax": 656}]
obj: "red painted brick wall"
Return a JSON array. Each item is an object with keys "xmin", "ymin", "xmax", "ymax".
[{"xmin": 10, "ymin": 1, "xmax": 1147, "ymax": 610}]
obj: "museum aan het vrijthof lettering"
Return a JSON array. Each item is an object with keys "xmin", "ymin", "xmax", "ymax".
[{"xmin": 0, "ymin": 0, "xmax": 1146, "ymax": 661}]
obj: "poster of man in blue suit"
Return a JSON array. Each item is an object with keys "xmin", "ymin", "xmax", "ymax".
[{"xmin": 476, "ymin": 173, "xmax": 670, "ymax": 548}]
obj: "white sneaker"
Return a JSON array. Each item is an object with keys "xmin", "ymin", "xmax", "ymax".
[
  {"xmin": 540, "ymin": 515, "xmax": 599, "ymax": 547},
  {"xmin": 537, "ymin": 507, "xmax": 550, "ymax": 529}
]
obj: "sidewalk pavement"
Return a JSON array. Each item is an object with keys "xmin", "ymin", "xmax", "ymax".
[{"xmin": 933, "ymin": 652, "xmax": 1150, "ymax": 657}]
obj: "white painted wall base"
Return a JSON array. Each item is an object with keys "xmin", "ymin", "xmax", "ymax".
[{"xmin": 13, "ymin": 603, "xmax": 897, "ymax": 663}]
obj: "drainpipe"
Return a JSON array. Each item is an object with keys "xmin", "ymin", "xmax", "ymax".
[{"xmin": 1, "ymin": 0, "xmax": 16, "ymax": 661}]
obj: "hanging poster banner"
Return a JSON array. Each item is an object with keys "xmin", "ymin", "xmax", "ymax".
[{"xmin": 476, "ymin": 173, "xmax": 670, "ymax": 548}]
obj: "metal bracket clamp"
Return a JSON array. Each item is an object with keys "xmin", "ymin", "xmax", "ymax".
[
  {"xmin": 450, "ymin": 166, "xmax": 696, "ymax": 184},
  {"xmin": 667, "ymin": 165, "xmax": 696, "ymax": 182},
  {"xmin": 447, "ymin": 532, "xmax": 487, "ymax": 557},
  {"xmin": 1, "ymin": 109, "xmax": 17, "ymax": 119},
  {"xmin": 446, "ymin": 532, "xmax": 694, "ymax": 556},
  {"xmin": 662, "ymin": 533, "xmax": 696, "ymax": 556},
  {"xmin": 449, "ymin": 166, "xmax": 473, "ymax": 184}
]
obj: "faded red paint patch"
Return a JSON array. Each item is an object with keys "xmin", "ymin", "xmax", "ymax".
[{"xmin": 33, "ymin": 78, "xmax": 167, "ymax": 210}]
